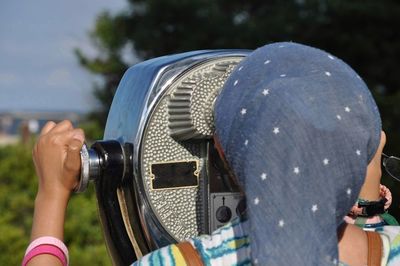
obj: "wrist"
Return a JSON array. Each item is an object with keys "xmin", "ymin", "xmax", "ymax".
[
  {"xmin": 34, "ymin": 193, "xmax": 70, "ymax": 211},
  {"xmin": 36, "ymin": 186, "xmax": 71, "ymax": 204},
  {"xmin": 358, "ymin": 182, "xmax": 381, "ymax": 201}
]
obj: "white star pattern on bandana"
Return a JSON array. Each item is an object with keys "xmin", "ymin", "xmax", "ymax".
[
  {"xmin": 325, "ymin": 71, "xmax": 331, "ymax": 76},
  {"xmin": 264, "ymin": 60, "xmax": 271, "ymax": 65},
  {"xmin": 273, "ymin": 127, "xmax": 280, "ymax": 134},
  {"xmin": 262, "ymin": 89, "xmax": 269, "ymax": 96},
  {"xmin": 356, "ymin": 150, "xmax": 361, "ymax": 156},
  {"xmin": 279, "ymin": 220, "xmax": 285, "ymax": 227},
  {"xmin": 294, "ymin": 167, "xmax": 300, "ymax": 174},
  {"xmin": 312, "ymin": 204, "xmax": 318, "ymax": 212},
  {"xmin": 254, "ymin": 197, "xmax": 260, "ymax": 205},
  {"xmin": 323, "ymin": 158, "xmax": 329, "ymax": 165},
  {"xmin": 260, "ymin": 173, "xmax": 267, "ymax": 180},
  {"xmin": 241, "ymin": 108, "xmax": 247, "ymax": 115},
  {"xmin": 345, "ymin": 106, "xmax": 351, "ymax": 112}
]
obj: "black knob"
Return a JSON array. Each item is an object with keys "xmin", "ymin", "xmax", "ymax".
[
  {"xmin": 216, "ymin": 206, "xmax": 232, "ymax": 223},
  {"xmin": 76, "ymin": 140, "xmax": 132, "ymax": 193}
]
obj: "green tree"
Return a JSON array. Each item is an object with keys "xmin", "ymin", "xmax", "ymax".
[
  {"xmin": 0, "ymin": 144, "xmax": 36, "ymax": 265},
  {"xmin": 0, "ymin": 143, "xmax": 111, "ymax": 265},
  {"xmin": 77, "ymin": 0, "xmax": 400, "ymax": 224}
]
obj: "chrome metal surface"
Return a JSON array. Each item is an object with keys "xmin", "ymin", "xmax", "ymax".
[
  {"xmin": 75, "ymin": 144, "xmax": 101, "ymax": 193},
  {"xmin": 88, "ymin": 50, "xmax": 250, "ymax": 264},
  {"xmin": 75, "ymin": 144, "xmax": 90, "ymax": 193}
]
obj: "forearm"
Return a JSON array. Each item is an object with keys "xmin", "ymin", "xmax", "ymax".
[
  {"xmin": 31, "ymin": 191, "xmax": 69, "ymax": 240},
  {"xmin": 358, "ymin": 178, "xmax": 380, "ymax": 201},
  {"xmin": 27, "ymin": 192, "xmax": 70, "ymax": 265}
]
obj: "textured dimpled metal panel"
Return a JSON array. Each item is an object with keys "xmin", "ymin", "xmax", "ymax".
[{"xmin": 141, "ymin": 57, "xmax": 242, "ymax": 241}]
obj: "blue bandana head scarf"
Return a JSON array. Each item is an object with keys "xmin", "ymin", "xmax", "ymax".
[{"xmin": 214, "ymin": 42, "xmax": 381, "ymax": 265}]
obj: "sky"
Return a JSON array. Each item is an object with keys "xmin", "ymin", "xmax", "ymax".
[{"xmin": 0, "ymin": 0, "xmax": 128, "ymax": 113}]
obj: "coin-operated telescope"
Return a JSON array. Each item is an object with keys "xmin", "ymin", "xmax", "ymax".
[{"xmin": 76, "ymin": 50, "xmax": 249, "ymax": 265}]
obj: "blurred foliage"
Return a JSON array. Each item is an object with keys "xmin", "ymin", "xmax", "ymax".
[
  {"xmin": 77, "ymin": 0, "xmax": 400, "ymax": 219},
  {"xmin": 0, "ymin": 143, "xmax": 111, "ymax": 265},
  {"xmin": 78, "ymin": 120, "xmax": 104, "ymax": 141},
  {"xmin": 0, "ymin": 143, "xmax": 35, "ymax": 265}
]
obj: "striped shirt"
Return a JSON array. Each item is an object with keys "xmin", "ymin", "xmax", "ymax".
[{"xmin": 131, "ymin": 219, "xmax": 250, "ymax": 266}]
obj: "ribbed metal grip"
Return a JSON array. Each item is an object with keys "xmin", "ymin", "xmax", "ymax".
[
  {"xmin": 74, "ymin": 144, "xmax": 101, "ymax": 193},
  {"xmin": 168, "ymin": 60, "xmax": 240, "ymax": 141}
]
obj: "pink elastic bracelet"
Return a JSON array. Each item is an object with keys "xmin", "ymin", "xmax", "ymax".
[
  {"xmin": 22, "ymin": 244, "xmax": 67, "ymax": 266},
  {"xmin": 24, "ymin": 236, "xmax": 69, "ymax": 265}
]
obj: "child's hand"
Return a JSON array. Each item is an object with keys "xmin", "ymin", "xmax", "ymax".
[{"xmin": 32, "ymin": 120, "xmax": 85, "ymax": 200}]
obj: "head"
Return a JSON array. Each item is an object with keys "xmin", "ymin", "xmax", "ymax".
[{"xmin": 214, "ymin": 42, "xmax": 381, "ymax": 265}]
